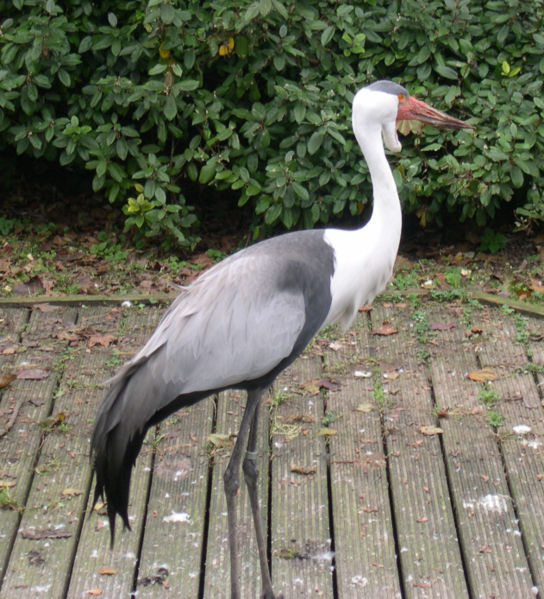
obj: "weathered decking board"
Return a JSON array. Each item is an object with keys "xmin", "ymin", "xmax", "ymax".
[
  {"xmin": 0, "ymin": 305, "xmax": 78, "ymax": 595},
  {"xmin": 270, "ymin": 353, "xmax": 334, "ymax": 598},
  {"xmin": 1, "ymin": 307, "xmax": 110, "ymax": 598},
  {"xmin": 0, "ymin": 307, "xmax": 31, "ymax": 578},
  {"xmin": 0, "ymin": 299, "xmax": 543, "ymax": 599},
  {"xmin": 135, "ymin": 398, "xmax": 214, "ymax": 597},
  {"xmin": 370, "ymin": 305, "xmax": 469, "ymax": 598},
  {"xmin": 66, "ymin": 305, "xmax": 161, "ymax": 598},
  {"xmin": 325, "ymin": 321, "xmax": 402, "ymax": 598},
  {"xmin": 476, "ymin": 314, "xmax": 544, "ymax": 593},
  {"xmin": 429, "ymin": 306, "xmax": 535, "ymax": 598}
]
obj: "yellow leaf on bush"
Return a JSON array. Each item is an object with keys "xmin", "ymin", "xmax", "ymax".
[{"xmin": 219, "ymin": 37, "xmax": 235, "ymax": 56}]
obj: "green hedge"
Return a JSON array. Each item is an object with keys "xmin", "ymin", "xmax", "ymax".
[{"xmin": 1, "ymin": 0, "xmax": 543, "ymax": 246}]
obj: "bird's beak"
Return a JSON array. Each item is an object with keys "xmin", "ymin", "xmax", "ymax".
[{"xmin": 398, "ymin": 96, "xmax": 473, "ymax": 129}]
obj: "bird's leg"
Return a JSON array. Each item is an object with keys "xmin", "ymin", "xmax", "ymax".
[
  {"xmin": 242, "ymin": 392, "xmax": 281, "ymax": 599},
  {"xmin": 223, "ymin": 388, "xmax": 262, "ymax": 599}
]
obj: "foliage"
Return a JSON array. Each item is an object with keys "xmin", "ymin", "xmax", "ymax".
[
  {"xmin": 1, "ymin": 0, "xmax": 543, "ymax": 246},
  {"xmin": 478, "ymin": 228, "xmax": 506, "ymax": 253}
]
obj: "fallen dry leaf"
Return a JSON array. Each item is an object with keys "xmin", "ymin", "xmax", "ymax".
[
  {"xmin": 1, "ymin": 346, "xmax": 18, "ymax": 355},
  {"xmin": 371, "ymin": 321, "xmax": 397, "ymax": 336},
  {"xmin": 355, "ymin": 403, "xmax": 374, "ymax": 413},
  {"xmin": 0, "ymin": 372, "xmax": 16, "ymax": 389},
  {"xmin": 98, "ymin": 567, "xmax": 118, "ymax": 576},
  {"xmin": 62, "ymin": 488, "xmax": 83, "ymax": 498},
  {"xmin": 358, "ymin": 305, "xmax": 373, "ymax": 312},
  {"xmin": 88, "ymin": 334, "xmax": 116, "ymax": 348},
  {"xmin": 419, "ymin": 425, "xmax": 443, "ymax": 436},
  {"xmin": 86, "ymin": 590, "xmax": 103, "ymax": 596},
  {"xmin": 303, "ymin": 377, "xmax": 340, "ymax": 395},
  {"xmin": 430, "ymin": 321, "xmax": 456, "ymax": 331},
  {"xmin": 416, "ymin": 516, "xmax": 428, "ymax": 523},
  {"xmin": 318, "ymin": 427, "xmax": 337, "ymax": 436},
  {"xmin": 290, "ymin": 465, "xmax": 316, "ymax": 476},
  {"xmin": 414, "ymin": 581, "xmax": 432, "ymax": 589},
  {"xmin": 467, "ymin": 368, "xmax": 497, "ymax": 382},
  {"xmin": 383, "ymin": 371, "xmax": 399, "ymax": 380},
  {"xmin": 20, "ymin": 528, "xmax": 71, "ymax": 540},
  {"xmin": 55, "ymin": 330, "xmax": 80, "ymax": 342},
  {"xmin": 16, "ymin": 368, "xmax": 49, "ymax": 380},
  {"xmin": 13, "ymin": 275, "xmax": 44, "ymax": 295},
  {"xmin": 281, "ymin": 413, "xmax": 313, "ymax": 424},
  {"xmin": 207, "ymin": 433, "xmax": 232, "ymax": 448},
  {"xmin": 34, "ymin": 303, "xmax": 58, "ymax": 313},
  {"xmin": 529, "ymin": 278, "xmax": 544, "ymax": 293},
  {"xmin": 41, "ymin": 277, "xmax": 55, "ymax": 294}
]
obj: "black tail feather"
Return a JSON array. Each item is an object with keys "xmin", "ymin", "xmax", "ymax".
[
  {"xmin": 89, "ymin": 354, "xmax": 210, "ymax": 545},
  {"xmin": 91, "ymin": 422, "xmax": 145, "ymax": 546},
  {"xmin": 90, "ymin": 371, "xmax": 148, "ymax": 546}
]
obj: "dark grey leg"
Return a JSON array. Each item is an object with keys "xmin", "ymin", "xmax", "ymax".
[
  {"xmin": 242, "ymin": 394, "xmax": 282, "ymax": 599},
  {"xmin": 223, "ymin": 388, "xmax": 264, "ymax": 599}
]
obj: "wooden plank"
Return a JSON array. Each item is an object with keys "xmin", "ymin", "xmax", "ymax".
[
  {"xmin": 0, "ymin": 305, "xmax": 29, "ymax": 437},
  {"xmin": 429, "ymin": 303, "xmax": 534, "ymax": 598},
  {"xmin": 135, "ymin": 397, "xmax": 214, "ymax": 597},
  {"xmin": 0, "ymin": 305, "xmax": 77, "ymax": 589},
  {"xmin": 475, "ymin": 312, "xmax": 544, "ymax": 592},
  {"xmin": 203, "ymin": 389, "xmax": 268, "ymax": 597},
  {"xmin": 0, "ymin": 306, "xmax": 118, "ymax": 597},
  {"xmin": 471, "ymin": 290, "xmax": 544, "ymax": 318},
  {"xmin": 66, "ymin": 304, "xmax": 163, "ymax": 598},
  {"xmin": 270, "ymin": 351, "xmax": 334, "ymax": 597},
  {"xmin": 325, "ymin": 320, "xmax": 402, "ymax": 597},
  {"xmin": 0, "ymin": 306, "xmax": 29, "ymax": 577},
  {"xmin": 0, "ymin": 306, "xmax": 28, "ymax": 350},
  {"xmin": 371, "ymin": 304, "xmax": 469, "ymax": 598},
  {"xmin": 529, "ymin": 325, "xmax": 544, "ymax": 393}
]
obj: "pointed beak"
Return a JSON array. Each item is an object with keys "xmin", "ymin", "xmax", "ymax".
[{"xmin": 398, "ymin": 96, "xmax": 473, "ymax": 129}]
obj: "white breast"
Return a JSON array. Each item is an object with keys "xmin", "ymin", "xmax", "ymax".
[{"xmin": 322, "ymin": 225, "xmax": 398, "ymax": 331}]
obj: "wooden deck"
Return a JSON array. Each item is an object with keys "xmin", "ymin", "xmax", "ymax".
[{"xmin": 0, "ymin": 298, "xmax": 543, "ymax": 598}]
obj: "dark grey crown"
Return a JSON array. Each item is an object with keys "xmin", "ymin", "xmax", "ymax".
[{"xmin": 366, "ymin": 80, "xmax": 409, "ymax": 98}]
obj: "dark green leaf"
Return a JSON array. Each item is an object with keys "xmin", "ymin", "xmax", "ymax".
[
  {"xmin": 321, "ymin": 25, "xmax": 335, "ymax": 46},
  {"xmin": 435, "ymin": 64, "xmax": 458, "ymax": 80},
  {"xmin": 178, "ymin": 79, "xmax": 200, "ymax": 92},
  {"xmin": 164, "ymin": 95, "xmax": 177, "ymax": 120},
  {"xmin": 307, "ymin": 131, "xmax": 324, "ymax": 155}
]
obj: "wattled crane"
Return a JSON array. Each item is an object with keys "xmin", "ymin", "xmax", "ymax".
[{"xmin": 91, "ymin": 80, "xmax": 471, "ymax": 599}]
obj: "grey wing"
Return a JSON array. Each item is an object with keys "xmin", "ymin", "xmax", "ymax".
[{"xmin": 107, "ymin": 254, "xmax": 306, "ymax": 415}]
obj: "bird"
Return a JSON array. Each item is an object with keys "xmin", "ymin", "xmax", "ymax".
[{"xmin": 90, "ymin": 79, "xmax": 471, "ymax": 599}]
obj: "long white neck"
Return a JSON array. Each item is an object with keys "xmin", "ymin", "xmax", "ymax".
[
  {"xmin": 321, "ymin": 101, "xmax": 404, "ymax": 331},
  {"xmin": 354, "ymin": 118, "xmax": 402, "ymax": 244}
]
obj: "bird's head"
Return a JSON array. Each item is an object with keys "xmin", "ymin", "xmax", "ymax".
[{"xmin": 353, "ymin": 80, "xmax": 472, "ymax": 153}]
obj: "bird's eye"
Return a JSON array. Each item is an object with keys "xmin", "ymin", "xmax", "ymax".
[{"xmin": 397, "ymin": 93, "xmax": 407, "ymax": 103}]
